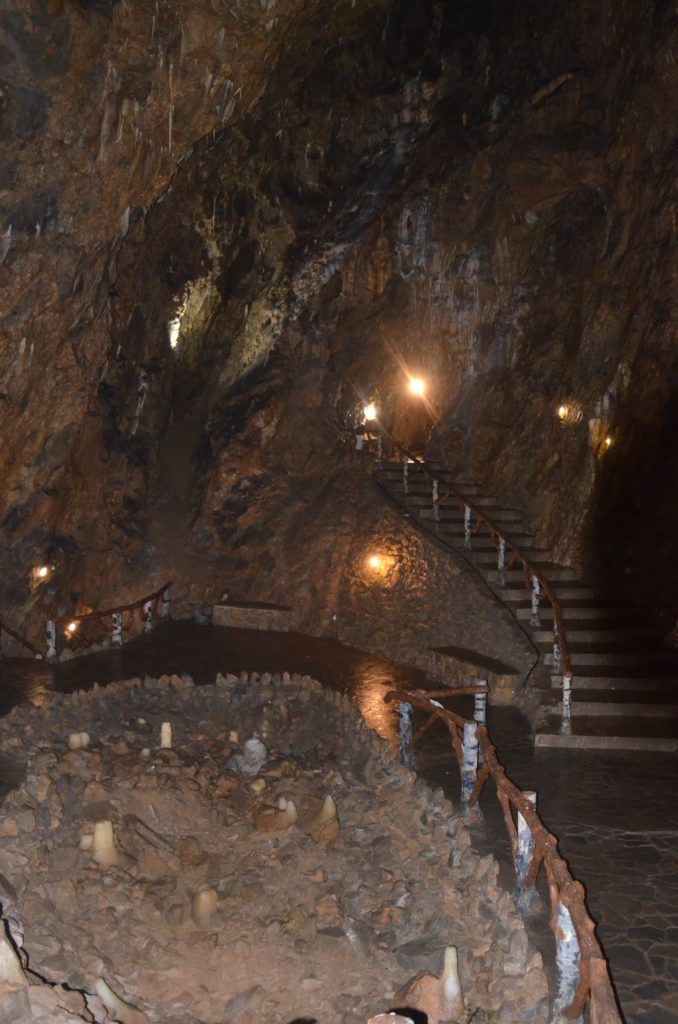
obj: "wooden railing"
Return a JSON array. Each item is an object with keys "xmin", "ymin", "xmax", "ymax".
[
  {"xmin": 0, "ymin": 620, "xmax": 43, "ymax": 659},
  {"xmin": 386, "ymin": 685, "xmax": 622, "ymax": 1024},
  {"xmin": 46, "ymin": 581, "xmax": 172, "ymax": 661},
  {"xmin": 371, "ymin": 433, "xmax": 574, "ymax": 732}
]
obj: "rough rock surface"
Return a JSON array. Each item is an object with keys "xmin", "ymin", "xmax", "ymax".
[
  {"xmin": 1, "ymin": 0, "xmax": 676, "ymax": 640},
  {"xmin": 0, "ymin": 672, "xmax": 548, "ymax": 1023}
]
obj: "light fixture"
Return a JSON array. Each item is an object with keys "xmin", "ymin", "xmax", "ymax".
[
  {"xmin": 557, "ymin": 404, "xmax": 568, "ymax": 420},
  {"xmin": 555, "ymin": 399, "xmax": 583, "ymax": 425},
  {"xmin": 168, "ymin": 318, "xmax": 180, "ymax": 349},
  {"xmin": 67, "ymin": 621, "xmax": 78, "ymax": 634},
  {"xmin": 363, "ymin": 403, "xmax": 378, "ymax": 421},
  {"xmin": 408, "ymin": 376, "xmax": 426, "ymax": 396},
  {"xmin": 37, "ymin": 565, "xmax": 48, "ymax": 578},
  {"xmin": 601, "ymin": 435, "xmax": 614, "ymax": 451},
  {"xmin": 367, "ymin": 555, "xmax": 381, "ymax": 570}
]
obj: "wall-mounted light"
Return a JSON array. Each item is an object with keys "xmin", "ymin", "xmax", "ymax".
[
  {"xmin": 37, "ymin": 565, "xmax": 49, "ymax": 578},
  {"xmin": 600, "ymin": 434, "xmax": 614, "ymax": 453},
  {"xmin": 168, "ymin": 318, "xmax": 180, "ymax": 350},
  {"xmin": 555, "ymin": 399, "xmax": 583, "ymax": 425},
  {"xmin": 367, "ymin": 554, "xmax": 382, "ymax": 570},
  {"xmin": 64, "ymin": 620, "xmax": 79, "ymax": 638},
  {"xmin": 408, "ymin": 376, "xmax": 426, "ymax": 397},
  {"xmin": 363, "ymin": 403, "xmax": 378, "ymax": 422}
]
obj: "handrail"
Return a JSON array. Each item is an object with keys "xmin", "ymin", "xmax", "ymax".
[
  {"xmin": 46, "ymin": 581, "xmax": 172, "ymax": 661},
  {"xmin": 386, "ymin": 686, "xmax": 622, "ymax": 1024},
  {"xmin": 0, "ymin": 620, "xmax": 42, "ymax": 658},
  {"xmin": 373, "ymin": 430, "xmax": 574, "ymax": 730}
]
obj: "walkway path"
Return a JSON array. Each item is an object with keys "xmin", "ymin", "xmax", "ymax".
[{"xmin": 1, "ymin": 622, "xmax": 676, "ymax": 1022}]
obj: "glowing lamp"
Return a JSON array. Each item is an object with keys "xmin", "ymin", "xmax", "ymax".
[
  {"xmin": 363, "ymin": 403, "xmax": 378, "ymax": 421},
  {"xmin": 67, "ymin": 621, "xmax": 78, "ymax": 634},
  {"xmin": 408, "ymin": 376, "xmax": 426, "ymax": 396},
  {"xmin": 367, "ymin": 555, "xmax": 382, "ymax": 570},
  {"xmin": 168, "ymin": 318, "xmax": 180, "ymax": 349},
  {"xmin": 602, "ymin": 435, "xmax": 613, "ymax": 451},
  {"xmin": 557, "ymin": 404, "xmax": 568, "ymax": 420}
]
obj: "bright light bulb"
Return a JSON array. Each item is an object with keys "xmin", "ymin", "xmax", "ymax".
[
  {"xmin": 557, "ymin": 404, "xmax": 568, "ymax": 420},
  {"xmin": 367, "ymin": 555, "xmax": 381, "ymax": 570},
  {"xmin": 603, "ymin": 435, "xmax": 613, "ymax": 449},
  {"xmin": 364, "ymin": 403, "xmax": 377, "ymax": 421},
  {"xmin": 37, "ymin": 565, "xmax": 48, "ymax": 578},
  {"xmin": 67, "ymin": 621, "xmax": 78, "ymax": 633},
  {"xmin": 408, "ymin": 377, "xmax": 425, "ymax": 396}
]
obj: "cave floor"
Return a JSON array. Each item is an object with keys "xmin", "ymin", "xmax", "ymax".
[{"xmin": 1, "ymin": 621, "xmax": 676, "ymax": 1024}]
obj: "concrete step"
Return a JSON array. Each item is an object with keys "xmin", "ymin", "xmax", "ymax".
[
  {"xmin": 568, "ymin": 686, "xmax": 678, "ymax": 703},
  {"xmin": 544, "ymin": 649, "xmax": 675, "ymax": 667},
  {"xmin": 534, "ymin": 728, "xmax": 678, "ymax": 752},
  {"xmin": 486, "ymin": 567, "xmax": 579, "ymax": 585},
  {"xmin": 516, "ymin": 602, "xmax": 636, "ymax": 622},
  {"xmin": 533, "ymin": 626, "xmax": 660, "ymax": 644},
  {"xmin": 541, "ymin": 700, "xmax": 678, "ymax": 718},
  {"xmin": 550, "ymin": 672, "xmax": 678, "ymax": 688},
  {"xmin": 503, "ymin": 582, "xmax": 595, "ymax": 601}
]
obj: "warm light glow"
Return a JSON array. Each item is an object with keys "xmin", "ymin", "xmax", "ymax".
[
  {"xmin": 168, "ymin": 318, "xmax": 180, "ymax": 349},
  {"xmin": 557, "ymin": 404, "xmax": 568, "ymax": 420},
  {"xmin": 67, "ymin": 621, "xmax": 78, "ymax": 633},
  {"xmin": 367, "ymin": 555, "xmax": 382, "ymax": 570},
  {"xmin": 37, "ymin": 565, "xmax": 49, "ymax": 578},
  {"xmin": 602, "ymin": 435, "xmax": 613, "ymax": 450},
  {"xmin": 408, "ymin": 376, "xmax": 426, "ymax": 396},
  {"xmin": 363, "ymin": 403, "xmax": 378, "ymax": 421}
]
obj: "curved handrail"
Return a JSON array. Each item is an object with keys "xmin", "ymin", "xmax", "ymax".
[
  {"xmin": 47, "ymin": 581, "xmax": 172, "ymax": 661},
  {"xmin": 0, "ymin": 620, "xmax": 42, "ymax": 658},
  {"xmin": 373, "ymin": 430, "xmax": 573, "ymax": 724},
  {"xmin": 386, "ymin": 686, "xmax": 622, "ymax": 1024},
  {"xmin": 52, "ymin": 580, "xmax": 172, "ymax": 626}
]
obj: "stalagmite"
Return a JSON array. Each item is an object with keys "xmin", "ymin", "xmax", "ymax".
[
  {"xmin": 440, "ymin": 946, "xmax": 464, "ymax": 1020},
  {"xmin": 192, "ymin": 887, "xmax": 218, "ymax": 928},
  {"xmin": 309, "ymin": 794, "xmax": 339, "ymax": 842},
  {"xmin": 94, "ymin": 977, "xmax": 149, "ymax": 1024},
  {"xmin": 160, "ymin": 722, "xmax": 172, "ymax": 748},
  {"xmin": 254, "ymin": 796, "xmax": 298, "ymax": 832},
  {"xmin": 68, "ymin": 731, "xmax": 90, "ymax": 750},
  {"xmin": 91, "ymin": 820, "xmax": 121, "ymax": 869}
]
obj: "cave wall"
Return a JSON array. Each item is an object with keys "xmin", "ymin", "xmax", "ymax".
[{"xmin": 1, "ymin": 0, "xmax": 676, "ymax": 643}]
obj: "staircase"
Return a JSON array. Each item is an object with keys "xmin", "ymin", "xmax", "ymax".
[{"xmin": 374, "ymin": 457, "xmax": 678, "ymax": 752}]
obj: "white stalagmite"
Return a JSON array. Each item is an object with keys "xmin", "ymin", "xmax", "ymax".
[
  {"xmin": 160, "ymin": 722, "xmax": 172, "ymax": 748},
  {"xmin": 67, "ymin": 731, "xmax": 91, "ymax": 750},
  {"xmin": 440, "ymin": 945, "xmax": 464, "ymax": 1020},
  {"xmin": 94, "ymin": 977, "xmax": 149, "ymax": 1024},
  {"xmin": 192, "ymin": 887, "xmax": 218, "ymax": 928},
  {"xmin": 92, "ymin": 820, "xmax": 120, "ymax": 869}
]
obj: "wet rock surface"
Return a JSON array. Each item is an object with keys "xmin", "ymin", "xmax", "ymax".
[{"xmin": 0, "ymin": 670, "xmax": 548, "ymax": 1023}]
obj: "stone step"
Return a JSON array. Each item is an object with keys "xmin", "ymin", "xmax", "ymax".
[
  {"xmin": 533, "ymin": 626, "xmax": 660, "ymax": 643},
  {"xmin": 568, "ymin": 686, "xmax": 678, "ymax": 703},
  {"xmin": 534, "ymin": 728, "xmax": 678, "ymax": 752},
  {"xmin": 550, "ymin": 671, "xmax": 678, "ymax": 687},
  {"xmin": 541, "ymin": 699, "xmax": 678, "ymax": 718},
  {"xmin": 486, "ymin": 567, "xmax": 579, "ymax": 585},
  {"xmin": 516, "ymin": 602, "xmax": 636, "ymax": 622},
  {"xmin": 544, "ymin": 649, "xmax": 675, "ymax": 667},
  {"xmin": 503, "ymin": 583, "xmax": 595, "ymax": 601}
]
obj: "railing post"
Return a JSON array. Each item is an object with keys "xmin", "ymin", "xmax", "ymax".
[
  {"xmin": 161, "ymin": 587, "xmax": 171, "ymax": 620},
  {"xmin": 398, "ymin": 700, "xmax": 415, "ymax": 769},
  {"xmin": 355, "ymin": 431, "xmax": 364, "ymax": 451},
  {"xmin": 432, "ymin": 478, "xmax": 439, "ymax": 524},
  {"xmin": 464, "ymin": 504, "xmax": 472, "ymax": 549},
  {"xmin": 111, "ymin": 612, "xmax": 123, "ymax": 647},
  {"xmin": 530, "ymin": 575, "xmax": 541, "ymax": 627},
  {"xmin": 553, "ymin": 621, "xmax": 562, "ymax": 674},
  {"xmin": 461, "ymin": 722, "xmax": 480, "ymax": 822},
  {"xmin": 553, "ymin": 901, "xmax": 582, "ymax": 1024},
  {"xmin": 473, "ymin": 682, "xmax": 488, "ymax": 766},
  {"xmin": 376, "ymin": 435, "xmax": 383, "ymax": 464},
  {"xmin": 46, "ymin": 620, "xmax": 57, "ymax": 662},
  {"xmin": 131, "ymin": 369, "xmax": 149, "ymax": 436},
  {"xmin": 497, "ymin": 537, "xmax": 507, "ymax": 586},
  {"xmin": 402, "ymin": 456, "xmax": 409, "ymax": 495},
  {"xmin": 561, "ymin": 674, "xmax": 573, "ymax": 735},
  {"xmin": 514, "ymin": 790, "xmax": 540, "ymax": 914},
  {"xmin": 143, "ymin": 599, "xmax": 153, "ymax": 633}
]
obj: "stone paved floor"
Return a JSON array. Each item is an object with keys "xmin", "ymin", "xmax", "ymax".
[{"xmin": 1, "ymin": 621, "xmax": 676, "ymax": 1022}]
